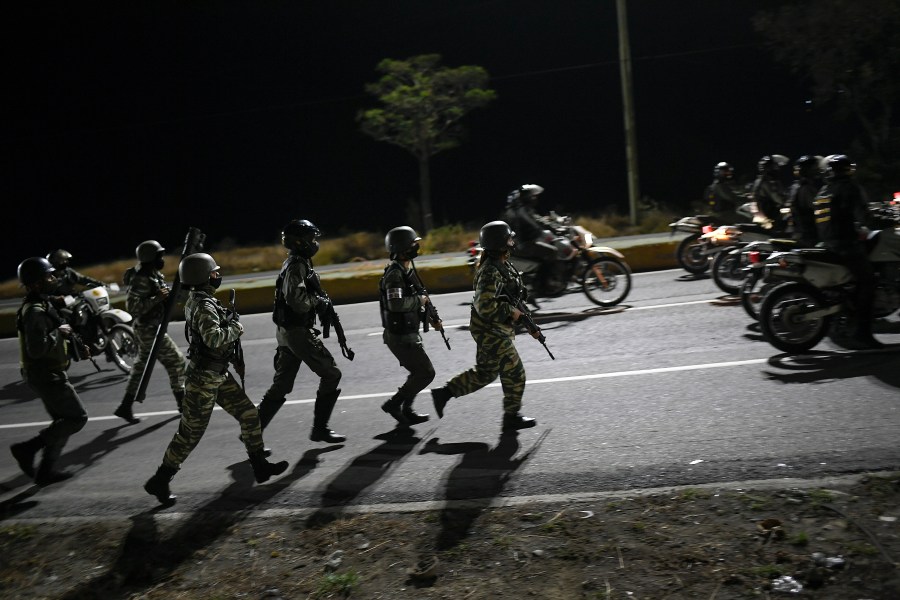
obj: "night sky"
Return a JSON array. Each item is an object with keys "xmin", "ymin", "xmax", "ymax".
[{"xmin": 5, "ymin": 0, "xmax": 851, "ymax": 275}]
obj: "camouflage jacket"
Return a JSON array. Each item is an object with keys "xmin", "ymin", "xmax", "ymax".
[
  {"xmin": 185, "ymin": 287, "xmax": 243, "ymax": 370},
  {"xmin": 124, "ymin": 266, "xmax": 169, "ymax": 328},
  {"xmin": 470, "ymin": 256, "xmax": 521, "ymax": 336}
]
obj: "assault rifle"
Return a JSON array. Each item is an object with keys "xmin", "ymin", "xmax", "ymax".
[
  {"xmin": 227, "ymin": 288, "xmax": 246, "ymax": 390},
  {"xmin": 409, "ymin": 262, "xmax": 450, "ymax": 350},
  {"xmin": 69, "ymin": 331, "xmax": 101, "ymax": 372},
  {"xmin": 500, "ymin": 283, "xmax": 555, "ymax": 360},
  {"xmin": 306, "ymin": 270, "xmax": 355, "ymax": 361},
  {"xmin": 134, "ymin": 227, "xmax": 206, "ymax": 402}
]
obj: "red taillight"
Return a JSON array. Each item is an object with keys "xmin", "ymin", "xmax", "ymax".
[
  {"xmin": 702, "ymin": 225, "xmax": 714, "ymax": 234},
  {"xmin": 468, "ymin": 240, "xmax": 477, "ymax": 247},
  {"xmin": 749, "ymin": 251, "xmax": 761, "ymax": 264}
]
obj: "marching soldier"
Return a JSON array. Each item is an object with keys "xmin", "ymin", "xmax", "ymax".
[
  {"xmin": 430, "ymin": 221, "xmax": 538, "ymax": 433},
  {"xmin": 257, "ymin": 219, "xmax": 346, "ymax": 443},
  {"xmin": 378, "ymin": 226, "xmax": 435, "ymax": 427},
  {"xmin": 11, "ymin": 257, "xmax": 89, "ymax": 485},
  {"xmin": 144, "ymin": 253, "xmax": 287, "ymax": 505},
  {"xmin": 46, "ymin": 249, "xmax": 104, "ymax": 296},
  {"xmin": 114, "ymin": 240, "xmax": 186, "ymax": 424}
]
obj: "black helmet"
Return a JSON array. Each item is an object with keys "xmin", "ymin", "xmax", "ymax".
[
  {"xmin": 385, "ymin": 226, "xmax": 421, "ymax": 257},
  {"xmin": 18, "ymin": 257, "xmax": 56, "ymax": 286},
  {"xmin": 46, "ymin": 249, "xmax": 72, "ymax": 269},
  {"xmin": 136, "ymin": 240, "xmax": 165, "ymax": 263},
  {"xmin": 793, "ymin": 155, "xmax": 824, "ymax": 179},
  {"xmin": 825, "ymin": 154, "xmax": 856, "ymax": 179},
  {"xmin": 178, "ymin": 253, "xmax": 220, "ymax": 286},
  {"xmin": 757, "ymin": 155, "xmax": 789, "ymax": 175},
  {"xmin": 506, "ymin": 184, "xmax": 544, "ymax": 208},
  {"xmin": 479, "ymin": 220, "xmax": 515, "ymax": 251},
  {"xmin": 282, "ymin": 219, "xmax": 321, "ymax": 258},
  {"xmin": 713, "ymin": 162, "xmax": 733, "ymax": 181}
]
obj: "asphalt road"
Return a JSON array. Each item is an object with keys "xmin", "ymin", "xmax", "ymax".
[{"xmin": 2, "ymin": 268, "xmax": 899, "ymax": 521}]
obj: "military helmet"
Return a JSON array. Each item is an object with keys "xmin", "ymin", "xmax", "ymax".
[
  {"xmin": 825, "ymin": 154, "xmax": 856, "ymax": 179},
  {"xmin": 18, "ymin": 257, "xmax": 56, "ymax": 286},
  {"xmin": 479, "ymin": 220, "xmax": 516, "ymax": 251},
  {"xmin": 794, "ymin": 155, "xmax": 824, "ymax": 179},
  {"xmin": 178, "ymin": 253, "xmax": 220, "ymax": 286},
  {"xmin": 47, "ymin": 249, "xmax": 73, "ymax": 269},
  {"xmin": 282, "ymin": 219, "xmax": 321, "ymax": 258},
  {"xmin": 713, "ymin": 162, "xmax": 733, "ymax": 180},
  {"xmin": 385, "ymin": 226, "xmax": 421, "ymax": 255},
  {"xmin": 757, "ymin": 155, "xmax": 789, "ymax": 175},
  {"xmin": 136, "ymin": 240, "xmax": 165, "ymax": 263}
]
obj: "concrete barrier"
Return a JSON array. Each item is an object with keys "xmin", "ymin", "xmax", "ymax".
[{"xmin": 0, "ymin": 238, "xmax": 681, "ymax": 338}]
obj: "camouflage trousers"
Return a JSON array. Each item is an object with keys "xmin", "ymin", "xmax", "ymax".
[
  {"xmin": 124, "ymin": 326, "xmax": 186, "ymax": 398},
  {"xmin": 445, "ymin": 329, "xmax": 526, "ymax": 415},
  {"xmin": 162, "ymin": 364, "xmax": 263, "ymax": 470}
]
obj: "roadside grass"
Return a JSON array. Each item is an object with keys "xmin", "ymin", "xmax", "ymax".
[{"xmin": 1, "ymin": 210, "xmax": 676, "ymax": 299}]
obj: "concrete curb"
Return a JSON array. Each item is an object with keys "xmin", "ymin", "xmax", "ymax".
[{"xmin": 0, "ymin": 239, "xmax": 681, "ymax": 338}]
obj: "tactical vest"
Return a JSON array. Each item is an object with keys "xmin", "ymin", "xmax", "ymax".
[
  {"xmin": 185, "ymin": 293, "xmax": 234, "ymax": 374},
  {"xmin": 272, "ymin": 256, "xmax": 314, "ymax": 328},
  {"xmin": 17, "ymin": 297, "xmax": 69, "ymax": 372},
  {"xmin": 379, "ymin": 262, "xmax": 421, "ymax": 335}
]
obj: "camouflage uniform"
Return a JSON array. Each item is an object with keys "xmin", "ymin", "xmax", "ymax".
[
  {"xmin": 52, "ymin": 267, "xmax": 103, "ymax": 296},
  {"xmin": 123, "ymin": 266, "xmax": 185, "ymax": 399},
  {"xmin": 13, "ymin": 293, "xmax": 88, "ymax": 480},
  {"xmin": 160, "ymin": 286, "xmax": 264, "ymax": 470},
  {"xmin": 257, "ymin": 254, "xmax": 342, "ymax": 432},
  {"xmin": 443, "ymin": 256, "xmax": 526, "ymax": 415}
]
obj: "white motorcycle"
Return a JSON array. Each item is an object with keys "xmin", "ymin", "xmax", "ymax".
[
  {"xmin": 62, "ymin": 284, "xmax": 138, "ymax": 373},
  {"xmin": 757, "ymin": 229, "xmax": 900, "ymax": 353}
]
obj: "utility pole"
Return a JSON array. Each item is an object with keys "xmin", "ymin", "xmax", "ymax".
[{"xmin": 616, "ymin": 0, "xmax": 640, "ymax": 226}]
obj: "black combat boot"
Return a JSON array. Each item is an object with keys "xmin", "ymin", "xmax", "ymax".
[
  {"xmin": 248, "ymin": 450, "xmax": 289, "ymax": 483},
  {"xmin": 401, "ymin": 399, "xmax": 430, "ymax": 425},
  {"xmin": 381, "ymin": 396, "xmax": 410, "ymax": 427},
  {"xmin": 430, "ymin": 387, "xmax": 453, "ymax": 418},
  {"xmin": 502, "ymin": 412, "xmax": 537, "ymax": 432},
  {"xmin": 144, "ymin": 464, "xmax": 178, "ymax": 505},
  {"xmin": 173, "ymin": 390, "xmax": 185, "ymax": 413},
  {"xmin": 10, "ymin": 436, "xmax": 45, "ymax": 478},
  {"xmin": 310, "ymin": 390, "xmax": 346, "ymax": 443},
  {"xmin": 34, "ymin": 457, "xmax": 73, "ymax": 487},
  {"xmin": 114, "ymin": 393, "xmax": 141, "ymax": 425}
]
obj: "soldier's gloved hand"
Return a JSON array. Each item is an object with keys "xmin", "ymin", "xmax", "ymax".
[
  {"xmin": 226, "ymin": 309, "xmax": 240, "ymax": 322},
  {"xmin": 315, "ymin": 295, "xmax": 332, "ymax": 319}
]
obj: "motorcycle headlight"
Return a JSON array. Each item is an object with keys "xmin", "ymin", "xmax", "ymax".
[{"xmin": 583, "ymin": 232, "xmax": 593, "ymax": 247}]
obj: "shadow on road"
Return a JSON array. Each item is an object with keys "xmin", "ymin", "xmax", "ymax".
[
  {"xmin": 765, "ymin": 351, "xmax": 900, "ymax": 389},
  {"xmin": 0, "ymin": 378, "xmax": 34, "ymax": 407},
  {"xmin": 68, "ymin": 369, "xmax": 128, "ymax": 392},
  {"xmin": 57, "ymin": 446, "xmax": 337, "ymax": 600}
]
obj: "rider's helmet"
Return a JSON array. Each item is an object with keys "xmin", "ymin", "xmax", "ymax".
[
  {"xmin": 713, "ymin": 162, "xmax": 734, "ymax": 181},
  {"xmin": 281, "ymin": 219, "xmax": 321, "ymax": 258},
  {"xmin": 385, "ymin": 226, "xmax": 421, "ymax": 258},
  {"xmin": 518, "ymin": 184, "xmax": 544, "ymax": 207},
  {"xmin": 757, "ymin": 155, "xmax": 789, "ymax": 176},
  {"xmin": 47, "ymin": 249, "xmax": 73, "ymax": 270},
  {"xmin": 793, "ymin": 155, "xmax": 824, "ymax": 180},
  {"xmin": 825, "ymin": 154, "xmax": 856, "ymax": 180},
  {"xmin": 479, "ymin": 221, "xmax": 516, "ymax": 252},
  {"xmin": 178, "ymin": 253, "xmax": 221, "ymax": 287},
  {"xmin": 18, "ymin": 257, "xmax": 56, "ymax": 286},
  {"xmin": 136, "ymin": 240, "xmax": 165, "ymax": 263}
]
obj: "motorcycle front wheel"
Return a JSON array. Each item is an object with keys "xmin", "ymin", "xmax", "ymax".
[
  {"xmin": 582, "ymin": 257, "xmax": 631, "ymax": 306},
  {"xmin": 711, "ymin": 248, "xmax": 745, "ymax": 295},
  {"xmin": 676, "ymin": 234, "xmax": 709, "ymax": 274},
  {"xmin": 758, "ymin": 282, "xmax": 831, "ymax": 353},
  {"xmin": 107, "ymin": 324, "xmax": 138, "ymax": 373}
]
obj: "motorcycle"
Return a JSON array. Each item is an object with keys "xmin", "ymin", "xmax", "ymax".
[
  {"xmin": 61, "ymin": 284, "xmax": 139, "ymax": 373},
  {"xmin": 669, "ymin": 202, "xmax": 759, "ymax": 274},
  {"xmin": 756, "ymin": 228, "xmax": 900, "ymax": 353},
  {"xmin": 467, "ymin": 213, "xmax": 632, "ymax": 307}
]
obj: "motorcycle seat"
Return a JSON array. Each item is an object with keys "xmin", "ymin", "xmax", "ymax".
[
  {"xmin": 768, "ymin": 239, "xmax": 797, "ymax": 251},
  {"xmin": 793, "ymin": 248, "xmax": 845, "ymax": 264},
  {"xmin": 733, "ymin": 223, "xmax": 770, "ymax": 235}
]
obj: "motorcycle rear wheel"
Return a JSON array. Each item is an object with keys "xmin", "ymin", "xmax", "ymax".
[
  {"xmin": 582, "ymin": 257, "xmax": 631, "ymax": 306},
  {"xmin": 758, "ymin": 282, "xmax": 831, "ymax": 353},
  {"xmin": 711, "ymin": 248, "xmax": 744, "ymax": 295},
  {"xmin": 676, "ymin": 234, "xmax": 709, "ymax": 274},
  {"xmin": 107, "ymin": 324, "xmax": 138, "ymax": 373}
]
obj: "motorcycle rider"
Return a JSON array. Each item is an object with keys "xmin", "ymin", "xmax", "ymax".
[
  {"xmin": 10, "ymin": 257, "xmax": 89, "ymax": 486},
  {"xmin": 703, "ymin": 162, "xmax": 747, "ymax": 224},
  {"xmin": 143, "ymin": 252, "xmax": 288, "ymax": 506},
  {"xmin": 504, "ymin": 184, "xmax": 557, "ymax": 265},
  {"xmin": 788, "ymin": 155, "xmax": 824, "ymax": 248},
  {"xmin": 378, "ymin": 226, "xmax": 436, "ymax": 428},
  {"xmin": 752, "ymin": 155, "xmax": 790, "ymax": 232},
  {"xmin": 114, "ymin": 240, "xmax": 186, "ymax": 424},
  {"xmin": 814, "ymin": 154, "xmax": 881, "ymax": 349},
  {"xmin": 46, "ymin": 249, "xmax": 104, "ymax": 296},
  {"xmin": 430, "ymin": 221, "xmax": 539, "ymax": 433},
  {"xmin": 256, "ymin": 219, "xmax": 346, "ymax": 444}
]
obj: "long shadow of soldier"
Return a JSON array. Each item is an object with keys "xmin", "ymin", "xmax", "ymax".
[
  {"xmin": 422, "ymin": 430, "xmax": 548, "ymax": 552},
  {"xmin": 0, "ymin": 417, "xmax": 180, "ymax": 519},
  {"xmin": 765, "ymin": 351, "xmax": 900, "ymax": 389},
  {"xmin": 0, "ymin": 379, "xmax": 35, "ymax": 406},
  {"xmin": 68, "ymin": 370, "xmax": 128, "ymax": 392},
  {"xmin": 305, "ymin": 428, "xmax": 429, "ymax": 529},
  {"xmin": 57, "ymin": 446, "xmax": 338, "ymax": 600}
]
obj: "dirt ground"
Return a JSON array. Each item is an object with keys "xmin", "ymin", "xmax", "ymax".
[{"xmin": 1, "ymin": 473, "xmax": 898, "ymax": 600}]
